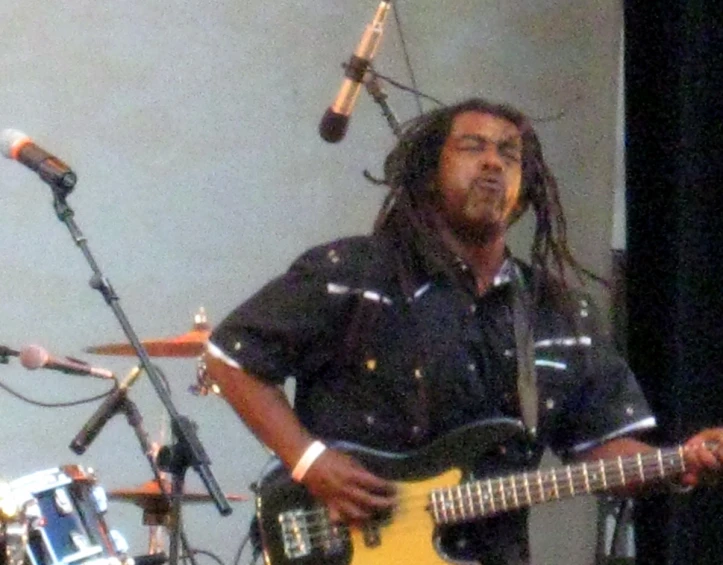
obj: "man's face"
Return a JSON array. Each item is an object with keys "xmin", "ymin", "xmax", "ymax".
[{"xmin": 435, "ymin": 111, "xmax": 523, "ymax": 244}]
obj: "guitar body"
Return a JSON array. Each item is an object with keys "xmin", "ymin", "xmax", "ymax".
[{"xmin": 254, "ymin": 418, "xmax": 529, "ymax": 565}]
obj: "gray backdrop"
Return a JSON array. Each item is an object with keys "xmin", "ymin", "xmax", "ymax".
[{"xmin": 0, "ymin": 2, "xmax": 623, "ymax": 564}]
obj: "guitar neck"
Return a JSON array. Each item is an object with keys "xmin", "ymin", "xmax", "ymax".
[{"xmin": 430, "ymin": 446, "xmax": 685, "ymax": 524}]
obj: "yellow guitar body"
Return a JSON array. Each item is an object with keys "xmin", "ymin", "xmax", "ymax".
[{"xmin": 348, "ymin": 468, "xmax": 463, "ymax": 565}]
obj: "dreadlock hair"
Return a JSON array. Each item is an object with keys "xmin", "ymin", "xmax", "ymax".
[{"xmin": 373, "ymin": 97, "xmax": 604, "ymax": 300}]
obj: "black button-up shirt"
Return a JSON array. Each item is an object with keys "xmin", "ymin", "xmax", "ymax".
[
  {"xmin": 212, "ymin": 234, "xmax": 653, "ymax": 455},
  {"xmin": 210, "ymin": 234, "xmax": 655, "ymax": 564}
]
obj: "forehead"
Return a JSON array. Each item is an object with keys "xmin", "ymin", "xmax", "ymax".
[{"xmin": 447, "ymin": 111, "xmax": 522, "ymax": 143}]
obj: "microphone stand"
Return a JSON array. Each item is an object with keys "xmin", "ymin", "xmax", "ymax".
[
  {"xmin": 121, "ymin": 394, "xmax": 194, "ymax": 565},
  {"xmin": 361, "ymin": 70, "xmax": 402, "ymax": 189},
  {"xmin": 48, "ymin": 187, "xmax": 231, "ymax": 565},
  {"xmin": 364, "ymin": 70, "xmax": 402, "ymax": 139}
]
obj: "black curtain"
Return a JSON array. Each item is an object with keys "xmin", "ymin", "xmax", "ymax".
[{"xmin": 625, "ymin": 2, "xmax": 723, "ymax": 563}]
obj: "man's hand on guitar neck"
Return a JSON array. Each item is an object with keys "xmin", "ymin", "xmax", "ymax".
[
  {"xmin": 300, "ymin": 447, "xmax": 397, "ymax": 523},
  {"xmin": 681, "ymin": 427, "xmax": 723, "ymax": 487}
]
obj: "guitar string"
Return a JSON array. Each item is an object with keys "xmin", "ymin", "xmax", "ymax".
[
  {"xmin": 290, "ymin": 451, "xmax": 683, "ymax": 530},
  {"xmin": 279, "ymin": 450, "xmax": 684, "ymax": 551}
]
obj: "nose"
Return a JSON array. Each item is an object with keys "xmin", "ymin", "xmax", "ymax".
[{"xmin": 478, "ymin": 145, "xmax": 504, "ymax": 171}]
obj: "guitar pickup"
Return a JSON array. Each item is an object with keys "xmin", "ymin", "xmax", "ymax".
[{"xmin": 361, "ymin": 523, "xmax": 381, "ymax": 548}]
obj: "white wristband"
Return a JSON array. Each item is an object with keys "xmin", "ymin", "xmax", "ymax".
[{"xmin": 291, "ymin": 440, "xmax": 327, "ymax": 482}]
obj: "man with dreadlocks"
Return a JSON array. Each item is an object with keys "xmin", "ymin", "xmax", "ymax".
[{"xmin": 203, "ymin": 98, "xmax": 723, "ymax": 565}]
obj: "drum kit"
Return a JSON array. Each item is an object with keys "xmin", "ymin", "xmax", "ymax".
[{"xmin": 1, "ymin": 309, "xmax": 247, "ymax": 565}]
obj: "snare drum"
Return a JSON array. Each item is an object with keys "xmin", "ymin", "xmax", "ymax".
[{"xmin": 9, "ymin": 465, "xmax": 128, "ymax": 565}]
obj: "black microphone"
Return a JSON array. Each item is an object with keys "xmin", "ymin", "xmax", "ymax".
[
  {"xmin": 319, "ymin": 0, "xmax": 392, "ymax": 143},
  {"xmin": 69, "ymin": 366, "xmax": 143, "ymax": 455},
  {"xmin": 0, "ymin": 129, "xmax": 77, "ymax": 192},
  {"xmin": 0, "ymin": 345, "xmax": 19, "ymax": 358},
  {"xmin": 19, "ymin": 344, "xmax": 115, "ymax": 380}
]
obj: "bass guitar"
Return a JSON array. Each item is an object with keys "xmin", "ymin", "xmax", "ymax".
[{"xmin": 254, "ymin": 418, "xmax": 684, "ymax": 565}]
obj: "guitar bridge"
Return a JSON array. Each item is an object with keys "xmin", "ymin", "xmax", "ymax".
[
  {"xmin": 279, "ymin": 509, "xmax": 312, "ymax": 559},
  {"xmin": 278, "ymin": 508, "xmax": 346, "ymax": 560}
]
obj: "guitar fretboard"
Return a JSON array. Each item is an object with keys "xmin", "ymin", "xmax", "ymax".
[{"xmin": 429, "ymin": 446, "xmax": 685, "ymax": 524}]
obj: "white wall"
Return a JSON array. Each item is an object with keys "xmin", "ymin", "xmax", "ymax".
[{"xmin": 0, "ymin": 2, "xmax": 622, "ymax": 564}]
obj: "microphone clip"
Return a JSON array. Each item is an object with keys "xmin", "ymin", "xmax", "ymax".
[
  {"xmin": 0, "ymin": 345, "xmax": 18, "ymax": 364},
  {"xmin": 344, "ymin": 55, "xmax": 373, "ymax": 84}
]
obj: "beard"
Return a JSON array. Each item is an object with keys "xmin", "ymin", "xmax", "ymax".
[
  {"xmin": 442, "ymin": 190, "xmax": 508, "ymax": 245},
  {"xmin": 447, "ymin": 214, "xmax": 504, "ymax": 245}
]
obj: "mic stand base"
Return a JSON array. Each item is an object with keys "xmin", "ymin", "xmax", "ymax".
[{"xmin": 122, "ymin": 399, "xmax": 198, "ymax": 565}]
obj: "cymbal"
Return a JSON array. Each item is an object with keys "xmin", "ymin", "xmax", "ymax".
[
  {"xmin": 108, "ymin": 479, "xmax": 248, "ymax": 507},
  {"xmin": 86, "ymin": 308, "xmax": 211, "ymax": 358}
]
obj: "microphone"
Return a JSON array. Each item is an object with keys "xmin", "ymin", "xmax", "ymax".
[
  {"xmin": 0, "ymin": 129, "xmax": 77, "ymax": 192},
  {"xmin": 319, "ymin": 0, "xmax": 392, "ymax": 143},
  {"xmin": 0, "ymin": 345, "xmax": 19, "ymax": 358},
  {"xmin": 19, "ymin": 344, "xmax": 115, "ymax": 380},
  {"xmin": 69, "ymin": 365, "xmax": 143, "ymax": 455}
]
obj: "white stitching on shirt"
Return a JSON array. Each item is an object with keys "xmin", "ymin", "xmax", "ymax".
[
  {"xmin": 206, "ymin": 341, "xmax": 241, "ymax": 369},
  {"xmin": 535, "ymin": 336, "xmax": 592, "ymax": 348},
  {"xmin": 326, "ymin": 282, "xmax": 393, "ymax": 305}
]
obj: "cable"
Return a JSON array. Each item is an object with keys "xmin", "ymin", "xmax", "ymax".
[
  {"xmin": 0, "ymin": 378, "xmax": 114, "ymax": 407},
  {"xmin": 231, "ymin": 456, "xmax": 281, "ymax": 565},
  {"xmin": 231, "ymin": 530, "xmax": 252, "ymax": 565},
  {"xmin": 370, "ymin": 68, "xmax": 444, "ymax": 107},
  {"xmin": 181, "ymin": 549, "xmax": 226, "ymax": 565},
  {"xmin": 391, "ymin": 1, "xmax": 424, "ymax": 115}
]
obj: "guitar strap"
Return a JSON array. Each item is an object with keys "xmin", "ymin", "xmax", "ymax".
[{"xmin": 512, "ymin": 265, "xmax": 538, "ymax": 436}]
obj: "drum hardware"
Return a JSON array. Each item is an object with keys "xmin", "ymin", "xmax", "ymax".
[
  {"xmin": 107, "ymin": 479, "xmax": 247, "ymax": 554},
  {"xmin": 7, "ymin": 465, "xmax": 131, "ymax": 565},
  {"xmin": 188, "ymin": 358, "xmax": 220, "ymax": 397},
  {"xmin": 85, "ymin": 309, "xmax": 210, "ymax": 359},
  {"xmin": 0, "ymin": 480, "xmax": 31, "ymax": 565},
  {"xmin": 84, "ymin": 309, "xmax": 219, "ymax": 396},
  {"xmin": 107, "ymin": 480, "xmax": 247, "ymax": 508}
]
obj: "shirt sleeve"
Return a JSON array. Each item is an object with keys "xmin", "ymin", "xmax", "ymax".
[
  {"xmin": 208, "ymin": 238, "xmax": 372, "ymax": 384},
  {"xmin": 545, "ymin": 291, "xmax": 656, "ymax": 457}
]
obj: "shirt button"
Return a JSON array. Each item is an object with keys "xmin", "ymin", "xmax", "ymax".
[
  {"xmin": 365, "ymin": 414, "xmax": 376, "ymax": 425},
  {"xmin": 467, "ymin": 362, "xmax": 476, "ymax": 372},
  {"xmin": 411, "ymin": 425, "xmax": 422, "ymax": 437},
  {"xmin": 625, "ymin": 406, "xmax": 634, "ymax": 416},
  {"xmin": 469, "ymin": 304, "xmax": 477, "ymax": 314},
  {"xmin": 546, "ymin": 398, "xmax": 555, "ymax": 410},
  {"xmin": 365, "ymin": 358, "xmax": 377, "ymax": 371},
  {"xmin": 414, "ymin": 368, "xmax": 423, "ymax": 380}
]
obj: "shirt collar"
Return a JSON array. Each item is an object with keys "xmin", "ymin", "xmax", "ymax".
[{"xmin": 454, "ymin": 252, "xmax": 517, "ymax": 288}]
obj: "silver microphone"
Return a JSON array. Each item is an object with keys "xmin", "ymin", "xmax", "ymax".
[
  {"xmin": 19, "ymin": 345, "xmax": 115, "ymax": 380},
  {"xmin": 319, "ymin": 0, "xmax": 392, "ymax": 143}
]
